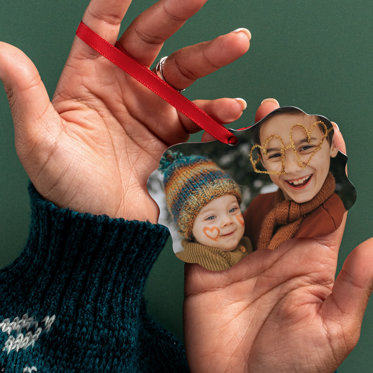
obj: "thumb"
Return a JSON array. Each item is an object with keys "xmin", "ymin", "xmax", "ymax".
[
  {"xmin": 0, "ymin": 42, "xmax": 59, "ymax": 156},
  {"xmin": 324, "ymin": 238, "xmax": 373, "ymax": 345}
]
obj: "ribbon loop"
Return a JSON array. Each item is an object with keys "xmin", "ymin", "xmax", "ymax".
[{"xmin": 76, "ymin": 21, "xmax": 236, "ymax": 144}]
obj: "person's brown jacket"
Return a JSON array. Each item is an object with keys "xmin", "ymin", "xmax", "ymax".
[{"xmin": 244, "ymin": 192, "xmax": 346, "ymax": 249}]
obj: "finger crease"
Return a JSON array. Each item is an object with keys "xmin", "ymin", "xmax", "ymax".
[
  {"xmin": 174, "ymin": 57, "xmax": 199, "ymax": 82},
  {"xmin": 162, "ymin": 3, "xmax": 189, "ymax": 23},
  {"xmin": 134, "ymin": 26, "xmax": 165, "ymax": 46},
  {"xmin": 202, "ymin": 47, "xmax": 222, "ymax": 70},
  {"xmin": 86, "ymin": 8, "xmax": 123, "ymax": 27}
]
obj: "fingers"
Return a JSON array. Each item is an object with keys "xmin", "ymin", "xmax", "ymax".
[
  {"xmin": 158, "ymin": 28, "xmax": 251, "ymax": 91},
  {"xmin": 254, "ymin": 98, "xmax": 280, "ymax": 123},
  {"xmin": 332, "ymin": 122, "xmax": 347, "ymax": 154},
  {"xmin": 73, "ymin": 0, "xmax": 251, "ymax": 89},
  {"xmin": 82, "ymin": 0, "xmax": 132, "ymax": 44},
  {"xmin": 0, "ymin": 43, "xmax": 58, "ymax": 149},
  {"xmin": 117, "ymin": 0, "xmax": 208, "ymax": 65},
  {"xmin": 69, "ymin": 0, "xmax": 132, "ymax": 60},
  {"xmin": 324, "ymin": 238, "xmax": 373, "ymax": 343},
  {"xmin": 178, "ymin": 98, "xmax": 247, "ymax": 137}
]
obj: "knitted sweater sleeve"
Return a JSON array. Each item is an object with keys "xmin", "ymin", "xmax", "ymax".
[{"xmin": 0, "ymin": 185, "xmax": 189, "ymax": 373}]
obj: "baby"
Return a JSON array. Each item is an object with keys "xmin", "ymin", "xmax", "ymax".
[
  {"xmin": 246, "ymin": 107, "xmax": 346, "ymax": 250},
  {"xmin": 160, "ymin": 151, "xmax": 252, "ymax": 271}
]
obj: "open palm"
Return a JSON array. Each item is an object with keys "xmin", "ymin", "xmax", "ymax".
[
  {"xmin": 184, "ymin": 218, "xmax": 373, "ymax": 373},
  {"xmin": 0, "ymin": 0, "xmax": 250, "ymax": 222}
]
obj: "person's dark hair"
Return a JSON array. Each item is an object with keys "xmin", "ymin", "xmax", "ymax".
[{"xmin": 251, "ymin": 107, "xmax": 334, "ymax": 146}]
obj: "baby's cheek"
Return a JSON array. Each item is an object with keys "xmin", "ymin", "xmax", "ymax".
[
  {"xmin": 236, "ymin": 214, "xmax": 244, "ymax": 226},
  {"xmin": 202, "ymin": 226, "xmax": 220, "ymax": 241}
]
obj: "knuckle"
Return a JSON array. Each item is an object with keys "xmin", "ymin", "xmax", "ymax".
[
  {"xmin": 134, "ymin": 27, "xmax": 164, "ymax": 46},
  {"xmin": 162, "ymin": 3, "xmax": 187, "ymax": 23},
  {"xmin": 174, "ymin": 58, "xmax": 199, "ymax": 82},
  {"xmin": 163, "ymin": 0, "xmax": 205, "ymax": 21},
  {"xmin": 202, "ymin": 48, "xmax": 222, "ymax": 70},
  {"xmin": 86, "ymin": 8, "xmax": 122, "ymax": 27}
]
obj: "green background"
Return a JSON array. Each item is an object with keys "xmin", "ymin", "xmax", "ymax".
[{"xmin": 0, "ymin": 0, "xmax": 371, "ymax": 371}]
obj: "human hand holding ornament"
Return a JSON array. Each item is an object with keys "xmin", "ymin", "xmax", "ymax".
[{"xmin": 0, "ymin": 0, "xmax": 251, "ymax": 222}]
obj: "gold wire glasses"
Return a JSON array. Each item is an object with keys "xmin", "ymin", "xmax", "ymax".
[{"xmin": 250, "ymin": 121, "xmax": 333, "ymax": 175}]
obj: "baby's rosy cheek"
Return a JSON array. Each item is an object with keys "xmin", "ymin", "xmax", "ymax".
[{"xmin": 235, "ymin": 214, "xmax": 244, "ymax": 226}]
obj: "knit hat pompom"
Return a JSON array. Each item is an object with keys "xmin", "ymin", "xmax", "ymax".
[
  {"xmin": 159, "ymin": 151, "xmax": 241, "ymax": 239},
  {"xmin": 159, "ymin": 150, "xmax": 184, "ymax": 173}
]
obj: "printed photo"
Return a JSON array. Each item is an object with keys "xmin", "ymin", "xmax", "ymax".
[{"xmin": 148, "ymin": 107, "xmax": 356, "ymax": 271}]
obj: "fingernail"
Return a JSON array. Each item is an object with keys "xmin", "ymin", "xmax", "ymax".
[
  {"xmin": 235, "ymin": 98, "xmax": 247, "ymax": 110},
  {"xmin": 260, "ymin": 98, "xmax": 280, "ymax": 105},
  {"xmin": 332, "ymin": 122, "xmax": 340, "ymax": 131},
  {"xmin": 232, "ymin": 28, "xmax": 251, "ymax": 40}
]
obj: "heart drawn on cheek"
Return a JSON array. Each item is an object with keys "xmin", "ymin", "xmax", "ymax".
[{"xmin": 203, "ymin": 226, "xmax": 220, "ymax": 241}]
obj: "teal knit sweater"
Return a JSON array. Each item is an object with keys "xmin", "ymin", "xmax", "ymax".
[{"xmin": 0, "ymin": 185, "xmax": 189, "ymax": 372}]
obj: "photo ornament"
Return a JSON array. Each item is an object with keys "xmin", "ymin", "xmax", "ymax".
[{"xmin": 148, "ymin": 106, "xmax": 356, "ymax": 272}]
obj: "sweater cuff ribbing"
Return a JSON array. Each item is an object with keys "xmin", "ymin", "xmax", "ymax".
[
  {"xmin": 1, "ymin": 184, "xmax": 170, "ymax": 324},
  {"xmin": 0, "ymin": 185, "xmax": 188, "ymax": 372}
]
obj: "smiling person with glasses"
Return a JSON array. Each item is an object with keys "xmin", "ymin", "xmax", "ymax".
[{"xmin": 245, "ymin": 107, "xmax": 346, "ymax": 251}]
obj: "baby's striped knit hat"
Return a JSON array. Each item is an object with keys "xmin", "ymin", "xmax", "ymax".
[{"xmin": 159, "ymin": 151, "xmax": 241, "ymax": 239}]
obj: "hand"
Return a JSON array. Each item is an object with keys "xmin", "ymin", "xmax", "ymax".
[
  {"xmin": 0, "ymin": 0, "xmax": 251, "ymax": 222},
  {"xmin": 183, "ymin": 100, "xmax": 373, "ymax": 373},
  {"xmin": 185, "ymin": 230, "xmax": 373, "ymax": 373}
]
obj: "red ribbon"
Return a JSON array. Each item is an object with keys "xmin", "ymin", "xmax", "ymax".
[{"xmin": 76, "ymin": 21, "xmax": 237, "ymax": 144}]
